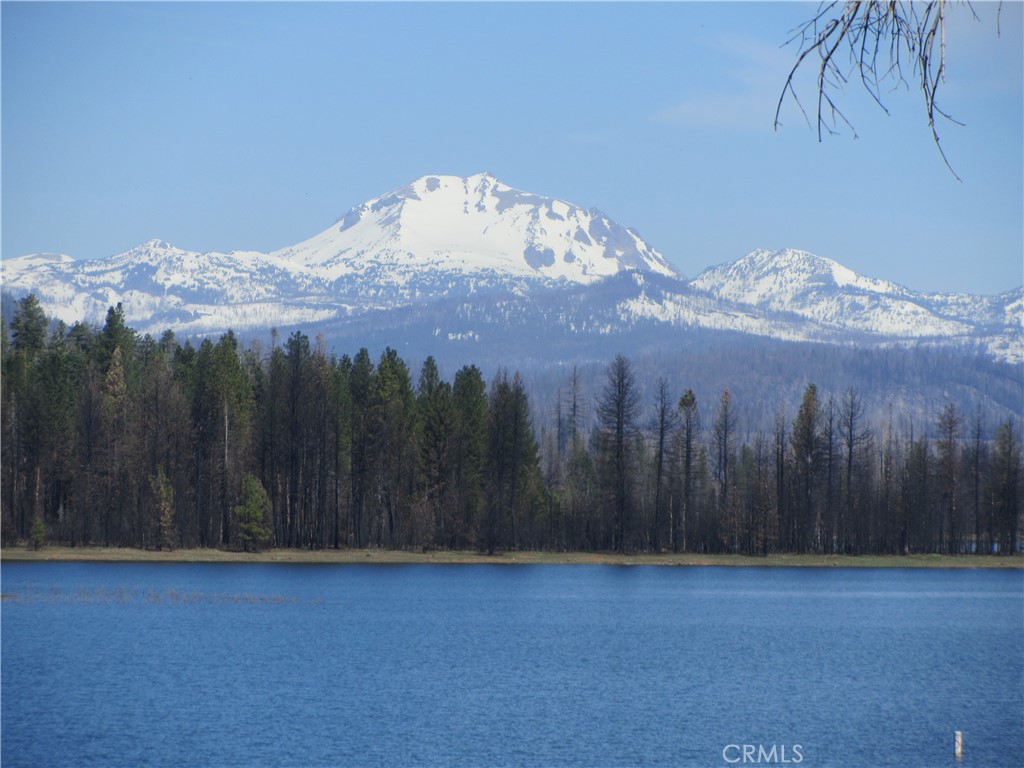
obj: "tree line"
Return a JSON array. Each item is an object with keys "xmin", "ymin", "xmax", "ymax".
[{"xmin": 2, "ymin": 295, "xmax": 1020, "ymax": 555}]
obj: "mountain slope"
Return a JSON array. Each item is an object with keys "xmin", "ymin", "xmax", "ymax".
[
  {"xmin": 691, "ymin": 248, "xmax": 1022, "ymax": 361},
  {"xmin": 1, "ymin": 178, "xmax": 1020, "ymax": 364},
  {"xmin": 1, "ymin": 173, "xmax": 680, "ymax": 331},
  {"xmin": 2, "ymin": 239, "xmax": 334, "ymax": 331},
  {"xmin": 274, "ymin": 172, "xmax": 679, "ymax": 287}
]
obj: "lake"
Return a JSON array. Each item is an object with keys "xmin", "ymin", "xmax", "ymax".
[{"xmin": 2, "ymin": 563, "xmax": 1021, "ymax": 767}]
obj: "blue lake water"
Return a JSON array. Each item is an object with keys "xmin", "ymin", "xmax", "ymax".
[{"xmin": 2, "ymin": 563, "xmax": 1022, "ymax": 768}]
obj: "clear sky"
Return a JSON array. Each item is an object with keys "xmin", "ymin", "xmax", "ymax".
[{"xmin": 2, "ymin": 1, "xmax": 1022, "ymax": 295}]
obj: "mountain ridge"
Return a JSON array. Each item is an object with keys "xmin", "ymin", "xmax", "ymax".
[
  {"xmin": 2, "ymin": 174, "xmax": 1020, "ymax": 363},
  {"xmin": 691, "ymin": 248, "xmax": 1022, "ymax": 340}
]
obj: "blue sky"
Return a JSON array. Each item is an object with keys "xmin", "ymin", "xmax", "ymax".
[{"xmin": 2, "ymin": 1, "xmax": 1021, "ymax": 295}]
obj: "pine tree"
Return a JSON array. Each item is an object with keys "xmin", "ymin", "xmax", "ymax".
[
  {"xmin": 936, "ymin": 402, "xmax": 961, "ymax": 553},
  {"xmin": 370, "ymin": 348, "xmax": 417, "ymax": 548},
  {"xmin": 790, "ymin": 384, "xmax": 823, "ymax": 553},
  {"xmin": 651, "ymin": 378, "xmax": 676, "ymax": 552},
  {"xmin": 989, "ymin": 420, "xmax": 1021, "ymax": 555},
  {"xmin": 452, "ymin": 365, "xmax": 488, "ymax": 550},
  {"xmin": 100, "ymin": 345, "xmax": 133, "ymax": 545},
  {"xmin": 713, "ymin": 390, "xmax": 737, "ymax": 552},
  {"xmin": 149, "ymin": 465, "xmax": 177, "ymax": 551},
  {"xmin": 348, "ymin": 348, "xmax": 374, "ymax": 548},
  {"xmin": 485, "ymin": 370, "xmax": 540, "ymax": 553},
  {"xmin": 235, "ymin": 473, "xmax": 272, "ymax": 553},
  {"xmin": 6, "ymin": 295, "xmax": 51, "ymax": 540},
  {"xmin": 596, "ymin": 355, "xmax": 640, "ymax": 553},
  {"xmin": 11, "ymin": 294, "xmax": 48, "ymax": 357},
  {"xmin": 677, "ymin": 389, "xmax": 699, "ymax": 553},
  {"xmin": 30, "ymin": 513, "xmax": 46, "ymax": 551},
  {"xmin": 418, "ymin": 357, "xmax": 455, "ymax": 549},
  {"xmin": 839, "ymin": 388, "xmax": 870, "ymax": 554}
]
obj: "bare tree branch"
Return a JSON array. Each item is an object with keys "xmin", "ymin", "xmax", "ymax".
[{"xmin": 775, "ymin": 0, "xmax": 990, "ymax": 181}]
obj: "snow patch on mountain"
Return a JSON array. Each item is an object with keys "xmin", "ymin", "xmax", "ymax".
[
  {"xmin": 690, "ymin": 248, "xmax": 1022, "ymax": 361},
  {"xmin": 2, "ymin": 173, "xmax": 687, "ymax": 335},
  {"xmin": 2, "ymin": 179, "xmax": 1020, "ymax": 364},
  {"xmin": 272, "ymin": 173, "xmax": 678, "ymax": 286}
]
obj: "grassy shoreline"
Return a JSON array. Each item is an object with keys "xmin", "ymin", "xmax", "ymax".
[{"xmin": 2, "ymin": 546, "xmax": 1022, "ymax": 568}]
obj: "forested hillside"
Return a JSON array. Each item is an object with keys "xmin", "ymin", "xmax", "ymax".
[{"xmin": 3, "ymin": 295, "xmax": 1021, "ymax": 555}]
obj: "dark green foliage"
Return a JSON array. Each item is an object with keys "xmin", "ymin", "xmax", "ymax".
[
  {"xmin": 370, "ymin": 347, "xmax": 417, "ymax": 548},
  {"xmin": 149, "ymin": 465, "xmax": 177, "ymax": 551},
  {"xmin": 11, "ymin": 294, "xmax": 48, "ymax": 357},
  {"xmin": 30, "ymin": 513, "xmax": 46, "ymax": 550},
  {"xmin": 990, "ymin": 420, "xmax": 1022, "ymax": 555},
  {"xmin": 1, "ymin": 301, "xmax": 1020, "ymax": 556},
  {"xmin": 484, "ymin": 370, "xmax": 541, "ymax": 553},
  {"xmin": 676, "ymin": 389, "xmax": 699, "ymax": 553},
  {"xmin": 595, "ymin": 354, "xmax": 641, "ymax": 552},
  {"xmin": 790, "ymin": 384, "xmax": 822, "ymax": 553},
  {"xmin": 451, "ymin": 365, "xmax": 488, "ymax": 549},
  {"xmin": 235, "ymin": 473, "xmax": 271, "ymax": 553},
  {"xmin": 347, "ymin": 348, "xmax": 374, "ymax": 548},
  {"xmin": 418, "ymin": 357, "xmax": 455, "ymax": 548}
]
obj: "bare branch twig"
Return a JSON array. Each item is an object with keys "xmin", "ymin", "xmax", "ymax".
[{"xmin": 775, "ymin": 0, "xmax": 984, "ymax": 181}]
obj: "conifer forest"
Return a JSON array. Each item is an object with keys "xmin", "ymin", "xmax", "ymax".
[{"xmin": 3, "ymin": 295, "xmax": 1021, "ymax": 556}]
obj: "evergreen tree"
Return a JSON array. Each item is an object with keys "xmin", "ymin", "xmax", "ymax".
[
  {"xmin": 676, "ymin": 389, "xmax": 700, "ymax": 553},
  {"xmin": 839, "ymin": 388, "xmax": 870, "ymax": 554},
  {"xmin": 100, "ymin": 345, "xmax": 134, "ymax": 545},
  {"xmin": 989, "ymin": 419, "xmax": 1021, "ymax": 555},
  {"xmin": 452, "ymin": 365, "xmax": 488, "ymax": 549},
  {"xmin": 596, "ymin": 355, "xmax": 641, "ymax": 552},
  {"xmin": 30, "ymin": 513, "xmax": 46, "ymax": 551},
  {"xmin": 564, "ymin": 430, "xmax": 598, "ymax": 550},
  {"xmin": 235, "ymin": 472, "xmax": 272, "ymax": 553},
  {"xmin": 936, "ymin": 402, "xmax": 961, "ymax": 553},
  {"xmin": 10, "ymin": 294, "xmax": 48, "ymax": 356},
  {"xmin": 903, "ymin": 428, "xmax": 931, "ymax": 553},
  {"xmin": 485, "ymin": 370, "xmax": 540, "ymax": 553},
  {"xmin": 965, "ymin": 409, "xmax": 988, "ymax": 554},
  {"xmin": 0, "ymin": 311, "xmax": 1018, "ymax": 558},
  {"xmin": 149, "ymin": 465, "xmax": 177, "ymax": 551},
  {"xmin": 651, "ymin": 378, "xmax": 676, "ymax": 552},
  {"xmin": 348, "ymin": 348, "xmax": 374, "ymax": 548},
  {"xmin": 193, "ymin": 332, "xmax": 251, "ymax": 547},
  {"xmin": 712, "ymin": 390, "xmax": 737, "ymax": 552},
  {"xmin": 418, "ymin": 357, "xmax": 455, "ymax": 548},
  {"xmin": 330, "ymin": 354, "xmax": 353, "ymax": 549},
  {"xmin": 370, "ymin": 347, "xmax": 417, "ymax": 548},
  {"xmin": 95, "ymin": 303, "xmax": 135, "ymax": 375},
  {"xmin": 790, "ymin": 384, "xmax": 823, "ymax": 552},
  {"xmin": 5, "ymin": 295, "xmax": 52, "ymax": 539}
]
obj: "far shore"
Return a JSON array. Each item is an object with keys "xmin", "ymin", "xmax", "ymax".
[{"xmin": 2, "ymin": 546, "xmax": 1022, "ymax": 568}]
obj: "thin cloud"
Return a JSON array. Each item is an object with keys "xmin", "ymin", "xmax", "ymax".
[
  {"xmin": 650, "ymin": 32, "xmax": 798, "ymax": 132},
  {"xmin": 651, "ymin": 92, "xmax": 776, "ymax": 132}
]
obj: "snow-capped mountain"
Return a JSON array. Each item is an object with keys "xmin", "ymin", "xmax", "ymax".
[
  {"xmin": 275, "ymin": 172, "xmax": 678, "ymax": 288},
  {"xmin": 2, "ymin": 175, "xmax": 1020, "ymax": 364},
  {"xmin": 2, "ymin": 239, "xmax": 337, "ymax": 333},
  {"xmin": 2, "ymin": 173, "xmax": 679, "ymax": 332},
  {"xmin": 690, "ymin": 248, "xmax": 1022, "ymax": 361}
]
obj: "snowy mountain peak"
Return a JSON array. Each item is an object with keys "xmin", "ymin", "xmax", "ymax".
[
  {"xmin": 699, "ymin": 248, "xmax": 907, "ymax": 302},
  {"xmin": 692, "ymin": 248, "xmax": 1021, "ymax": 357},
  {"xmin": 3, "ymin": 181, "xmax": 1018, "ymax": 364},
  {"xmin": 278, "ymin": 173, "xmax": 680, "ymax": 284},
  {"xmin": 3, "ymin": 252, "xmax": 75, "ymax": 269}
]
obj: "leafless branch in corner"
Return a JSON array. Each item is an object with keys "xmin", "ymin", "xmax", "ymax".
[{"xmin": 774, "ymin": 1, "xmax": 986, "ymax": 181}]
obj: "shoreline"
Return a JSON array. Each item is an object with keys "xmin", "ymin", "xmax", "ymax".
[{"xmin": 2, "ymin": 546, "xmax": 1022, "ymax": 568}]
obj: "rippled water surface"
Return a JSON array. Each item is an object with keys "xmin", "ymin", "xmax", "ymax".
[{"xmin": 2, "ymin": 563, "xmax": 1021, "ymax": 767}]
